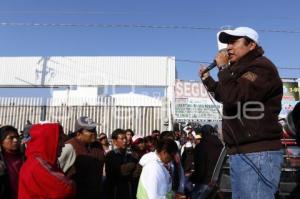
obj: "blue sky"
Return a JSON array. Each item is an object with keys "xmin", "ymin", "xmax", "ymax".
[{"xmin": 0, "ymin": 0, "xmax": 300, "ymax": 96}]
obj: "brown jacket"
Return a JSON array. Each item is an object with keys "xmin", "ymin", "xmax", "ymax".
[
  {"xmin": 203, "ymin": 47, "xmax": 283, "ymax": 154},
  {"xmin": 66, "ymin": 138, "xmax": 105, "ymax": 199}
]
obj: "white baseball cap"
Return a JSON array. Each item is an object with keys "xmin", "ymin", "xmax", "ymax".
[{"xmin": 218, "ymin": 27, "xmax": 259, "ymax": 44}]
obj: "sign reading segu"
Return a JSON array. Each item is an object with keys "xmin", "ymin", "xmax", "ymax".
[{"xmin": 174, "ymin": 80, "xmax": 222, "ymax": 122}]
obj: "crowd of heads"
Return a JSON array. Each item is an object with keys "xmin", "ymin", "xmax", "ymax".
[
  {"xmin": 0, "ymin": 116, "xmax": 222, "ymax": 199},
  {"xmin": 0, "ymin": 118, "xmax": 221, "ymax": 164}
]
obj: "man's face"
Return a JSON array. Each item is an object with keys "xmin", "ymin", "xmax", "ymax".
[
  {"xmin": 113, "ymin": 134, "xmax": 127, "ymax": 149},
  {"xmin": 125, "ymin": 131, "xmax": 133, "ymax": 145},
  {"xmin": 151, "ymin": 132, "xmax": 160, "ymax": 139},
  {"xmin": 1, "ymin": 132, "xmax": 20, "ymax": 153},
  {"xmin": 195, "ymin": 138, "xmax": 201, "ymax": 145},
  {"xmin": 187, "ymin": 133, "xmax": 194, "ymax": 140},
  {"xmin": 77, "ymin": 129, "xmax": 96, "ymax": 144},
  {"xmin": 227, "ymin": 37, "xmax": 256, "ymax": 64},
  {"xmin": 99, "ymin": 135, "xmax": 108, "ymax": 145},
  {"xmin": 145, "ymin": 141, "xmax": 155, "ymax": 151},
  {"xmin": 159, "ymin": 150, "xmax": 174, "ymax": 164},
  {"xmin": 137, "ymin": 142, "xmax": 145, "ymax": 151},
  {"xmin": 175, "ymin": 131, "xmax": 181, "ymax": 139}
]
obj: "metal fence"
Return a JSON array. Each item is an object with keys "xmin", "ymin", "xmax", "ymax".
[{"xmin": 0, "ymin": 97, "xmax": 166, "ymax": 137}]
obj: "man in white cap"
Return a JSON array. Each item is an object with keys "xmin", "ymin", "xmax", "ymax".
[{"xmin": 200, "ymin": 27, "xmax": 283, "ymax": 199}]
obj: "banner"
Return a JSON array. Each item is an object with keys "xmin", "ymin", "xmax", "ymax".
[
  {"xmin": 174, "ymin": 80, "xmax": 222, "ymax": 122},
  {"xmin": 175, "ymin": 79, "xmax": 300, "ymax": 121},
  {"xmin": 280, "ymin": 80, "xmax": 300, "ymax": 118}
]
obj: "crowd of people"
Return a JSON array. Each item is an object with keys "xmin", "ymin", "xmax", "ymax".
[{"xmin": 0, "ymin": 116, "xmax": 223, "ymax": 199}]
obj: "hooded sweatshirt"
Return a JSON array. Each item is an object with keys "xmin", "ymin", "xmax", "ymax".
[
  {"xmin": 18, "ymin": 123, "xmax": 75, "ymax": 199},
  {"xmin": 137, "ymin": 152, "xmax": 173, "ymax": 199}
]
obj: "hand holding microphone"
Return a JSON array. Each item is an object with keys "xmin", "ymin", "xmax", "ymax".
[
  {"xmin": 199, "ymin": 49, "xmax": 229, "ymax": 79},
  {"xmin": 199, "ymin": 65, "xmax": 211, "ymax": 80},
  {"xmin": 215, "ymin": 49, "xmax": 229, "ymax": 70}
]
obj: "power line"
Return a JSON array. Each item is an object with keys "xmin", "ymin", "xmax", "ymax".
[
  {"xmin": 0, "ymin": 22, "xmax": 219, "ymax": 30},
  {"xmin": 0, "ymin": 22, "xmax": 299, "ymax": 70},
  {"xmin": 176, "ymin": 59, "xmax": 211, "ymax": 64},
  {"xmin": 176, "ymin": 58, "xmax": 300, "ymax": 70},
  {"xmin": 1, "ymin": 22, "xmax": 300, "ymax": 34},
  {"xmin": 277, "ymin": 67, "xmax": 300, "ymax": 70},
  {"xmin": 0, "ymin": 11, "xmax": 142, "ymax": 15}
]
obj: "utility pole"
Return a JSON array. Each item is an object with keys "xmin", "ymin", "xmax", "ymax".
[{"xmin": 37, "ymin": 56, "xmax": 50, "ymax": 120}]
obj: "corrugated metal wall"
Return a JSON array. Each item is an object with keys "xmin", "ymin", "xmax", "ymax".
[
  {"xmin": 0, "ymin": 56, "xmax": 175, "ymax": 87},
  {"xmin": 0, "ymin": 97, "xmax": 165, "ymax": 137}
]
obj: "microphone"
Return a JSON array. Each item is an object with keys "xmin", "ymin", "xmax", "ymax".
[
  {"xmin": 201, "ymin": 60, "xmax": 217, "ymax": 76},
  {"xmin": 201, "ymin": 49, "xmax": 228, "ymax": 77}
]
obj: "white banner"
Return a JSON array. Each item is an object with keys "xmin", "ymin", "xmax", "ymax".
[{"xmin": 174, "ymin": 80, "xmax": 222, "ymax": 122}]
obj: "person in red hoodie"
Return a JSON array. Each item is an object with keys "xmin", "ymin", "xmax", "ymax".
[{"xmin": 18, "ymin": 123, "xmax": 75, "ymax": 199}]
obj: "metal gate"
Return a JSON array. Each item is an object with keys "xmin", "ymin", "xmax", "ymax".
[{"xmin": 0, "ymin": 96, "xmax": 167, "ymax": 137}]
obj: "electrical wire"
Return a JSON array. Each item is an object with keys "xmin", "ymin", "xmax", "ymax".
[
  {"xmin": 1, "ymin": 22, "xmax": 300, "ymax": 34},
  {"xmin": 176, "ymin": 58, "xmax": 300, "ymax": 71},
  {"xmin": 0, "ymin": 22, "xmax": 299, "ymax": 71}
]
